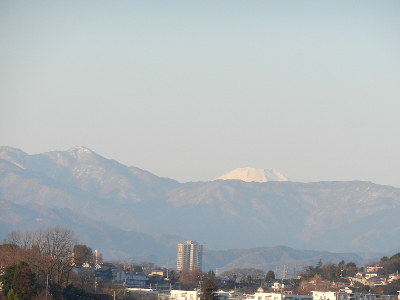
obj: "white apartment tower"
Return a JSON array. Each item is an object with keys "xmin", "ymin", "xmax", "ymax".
[{"xmin": 177, "ymin": 241, "xmax": 203, "ymax": 272}]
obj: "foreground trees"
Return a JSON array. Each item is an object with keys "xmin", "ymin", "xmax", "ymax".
[
  {"xmin": 0, "ymin": 226, "xmax": 77, "ymax": 299},
  {"xmin": 0, "ymin": 261, "xmax": 44, "ymax": 300},
  {"xmin": 3, "ymin": 226, "xmax": 77, "ymax": 287}
]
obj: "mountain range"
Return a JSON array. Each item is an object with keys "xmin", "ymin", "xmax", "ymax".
[{"xmin": 1, "ymin": 146, "xmax": 400, "ymax": 269}]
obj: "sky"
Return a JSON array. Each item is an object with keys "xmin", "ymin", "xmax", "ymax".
[{"xmin": 1, "ymin": 1, "xmax": 400, "ymax": 186}]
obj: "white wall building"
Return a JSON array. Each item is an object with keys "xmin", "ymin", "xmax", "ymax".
[
  {"xmin": 170, "ymin": 290, "xmax": 228, "ymax": 300},
  {"xmin": 171, "ymin": 290, "xmax": 200, "ymax": 300},
  {"xmin": 255, "ymin": 292, "xmax": 313, "ymax": 300}
]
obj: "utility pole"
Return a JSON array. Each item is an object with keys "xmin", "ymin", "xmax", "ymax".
[
  {"xmin": 167, "ymin": 260, "xmax": 169, "ymax": 280},
  {"xmin": 336, "ymin": 282, "xmax": 338, "ymax": 300},
  {"xmin": 45, "ymin": 275, "xmax": 48, "ymax": 300}
]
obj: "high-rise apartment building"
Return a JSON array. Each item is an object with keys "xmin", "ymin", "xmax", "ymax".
[{"xmin": 177, "ymin": 241, "xmax": 203, "ymax": 271}]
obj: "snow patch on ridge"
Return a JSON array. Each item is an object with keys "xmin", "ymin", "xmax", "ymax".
[{"xmin": 214, "ymin": 167, "xmax": 289, "ymax": 183}]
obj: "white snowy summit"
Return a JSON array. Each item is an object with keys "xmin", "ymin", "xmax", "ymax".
[{"xmin": 214, "ymin": 167, "xmax": 289, "ymax": 182}]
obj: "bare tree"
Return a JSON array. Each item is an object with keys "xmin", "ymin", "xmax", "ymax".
[
  {"xmin": 250, "ymin": 268, "xmax": 266, "ymax": 283},
  {"xmin": 3, "ymin": 226, "xmax": 77, "ymax": 288},
  {"xmin": 70, "ymin": 267, "xmax": 95, "ymax": 293},
  {"xmin": 139, "ymin": 261, "xmax": 159, "ymax": 275}
]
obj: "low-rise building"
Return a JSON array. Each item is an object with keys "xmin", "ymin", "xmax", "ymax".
[
  {"xmin": 311, "ymin": 291, "xmax": 396, "ymax": 300},
  {"xmin": 127, "ymin": 288, "xmax": 158, "ymax": 300},
  {"xmin": 388, "ymin": 274, "xmax": 400, "ymax": 283},
  {"xmin": 171, "ymin": 290, "xmax": 200, "ymax": 300},
  {"xmin": 170, "ymin": 290, "xmax": 228, "ymax": 300},
  {"xmin": 112, "ymin": 269, "xmax": 148, "ymax": 286},
  {"xmin": 255, "ymin": 292, "xmax": 313, "ymax": 300},
  {"xmin": 366, "ymin": 265, "xmax": 383, "ymax": 273}
]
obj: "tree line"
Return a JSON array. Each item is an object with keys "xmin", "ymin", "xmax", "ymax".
[
  {"xmin": 2, "ymin": 225, "xmax": 400, "ymax": 299},
  {"xmin": 296, "ymin": 256, "xmax": 400, "ymax": 295},
  {"xmin": 0, "ymin": 226, "xmax": 96, "ymax": 300}
]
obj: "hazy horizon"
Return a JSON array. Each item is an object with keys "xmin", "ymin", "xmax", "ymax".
[{"xmin": 1, "ymin": 1, "xmax": 399, "ymax": 187}]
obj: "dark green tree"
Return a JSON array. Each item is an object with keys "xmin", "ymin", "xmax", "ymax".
[
  {"xmin": 0, "ymin": 262, "xmax": 29, "ymax": 296},
  {"xmin": 382, "ymin": 255, "xmax": 400, "ymax": 275},
  {"xmin": 265, "ymin": 270, "xmax": 275, "ymax": 282},
  {"xmin": 345, "ymin": 262, "xmax": 358, "ymax": 277},
  {"xmin": 382, "ymin": 279, "xmax": 400, "ymax": 295},
  {"xmin": 12, "ymin": 266, "xmax": 37, "ymax": 300},
  {"xmin": 389, "ymin": 253, "xmax": 400, "ymax": 260},
  {"xmin": 321, "ymin": 262, "xmax": 339, "ymax": 281},
  {"xmin": 380, "ymin": 256, "xmax": 389, "ymax": 263},
  {"xmin": 354, "ymin": 282, "xmax": 370, "ymax": 294},
  {"xmin": 206, "ymin": 270, "xmax": 219, "ymax": 287},
  {"xmin": 206, "ymin": 270, "xmax": 216, "ymax": 279},
  {"xmin": 72, "ymin": 244, "xmax": 93, "ymax": 265},
  {"xmin": 201, "ymin": 278, "xmax": 219, "ymax": 300},
  {"xmin": 316, "ymin": 259, "xmax": 322, "ymax": 273}
]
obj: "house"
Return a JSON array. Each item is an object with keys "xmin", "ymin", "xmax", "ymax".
[
  {"xmin": 150, "ymin": 269, "xmax": 167, "ymax": 277},
  {"xmin": 365, "ymin": 272, "xmax": 381, "ymax": 279},
  {"xmin": 94, "ymin": 266, "xmax": 113, "ymax": 281},
  {"xmin": 228, "ymin": 288, "xmax": 247, "ymax": 297},
  {"xmin": 339, "ymin": 287, "xmax": 355, "ymax": 293},
  {"xmin": 366, "ymin": 265, "xmax": 383, "ymax": 273},
  {"xmin": 111, "ymin": 269, "xmax": 148, "ymax": 287},
  {"xmin": 388, "ymin": 273, "xmax": 400, "ymax": 283},
  {"xmin": 311, "ymin": 291, "xmax": 396, "ymax": 300},
  {"xmin": 366, "ymin": 276, "xmax": 386, "ymax": 287},
  {"xmin": 148, "ymin": 269, "xmax": 167, "ymax": 284},
  {"xmin": 170, "ymin": 290, "xmax": 228, "ymax": 300},
  {"xmin": 95, "ymin": 263, "xmax": 115, "ymax": 270},
  {"xmin": 352, "ymin": 275, "xmax": 368, "ymax": 285},
  {"xmin": 352, "ymin": 272, "xmax": 385, "ymax": 287},
  {"xmin": 254, "ymin": 292, "xmax": 312, "ymax": 300},
  {"xmin": 271, "ymin": 280, "xmax": 292, "ymax": 292}
]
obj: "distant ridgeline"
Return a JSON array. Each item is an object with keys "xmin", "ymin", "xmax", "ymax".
[{"xmin": 1, "ymin": 146, "xmax": 400, "ymax": 262}]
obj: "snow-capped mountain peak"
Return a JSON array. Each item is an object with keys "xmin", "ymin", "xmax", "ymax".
[{"xmin": 214, "ymin": 167, "xmax": 289, "ymax": 182}]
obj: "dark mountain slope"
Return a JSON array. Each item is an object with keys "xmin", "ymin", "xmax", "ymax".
[
  {"xmin": 1, "ymin": 146, "xmax": 400, "ymax": 254},
  {"xmin": 0, "ymin": 199, "xmax": 183, "ymax": 261}
]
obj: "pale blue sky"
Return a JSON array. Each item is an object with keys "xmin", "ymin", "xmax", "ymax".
[{"xmin": 1, "ymin": 1, "xmax": 400, "ymax": 186}]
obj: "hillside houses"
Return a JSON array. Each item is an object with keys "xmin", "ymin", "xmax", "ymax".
[{"xmin": 311, "ymin": 291, "xmax": 397, "ymax": 300}]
